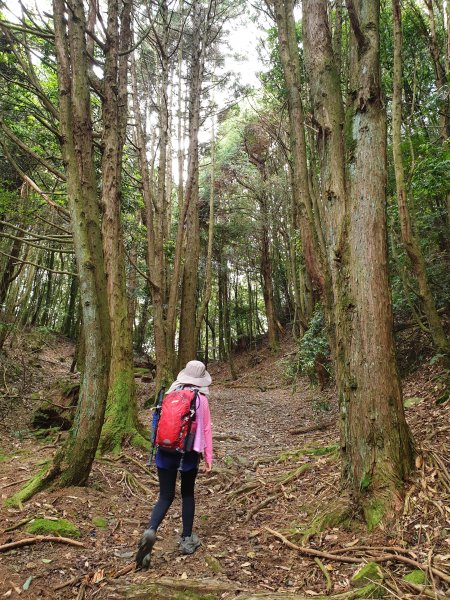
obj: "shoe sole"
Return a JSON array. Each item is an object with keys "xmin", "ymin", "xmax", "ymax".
[{"xmin": 136, "ymin": 529, "xmax": 156, "ymax": 568}]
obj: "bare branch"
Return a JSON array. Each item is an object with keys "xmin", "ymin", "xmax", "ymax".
[
  {"xmin": 0, "ymin": 250, "xmax": 77, "ymax": 277},
  {"xmin": 0, "ymin": 119, "xmax": 66, "ymax": 181},
  {"xmin": 0, "ymin": 140, "xmax": 70, "ymax": 220}
]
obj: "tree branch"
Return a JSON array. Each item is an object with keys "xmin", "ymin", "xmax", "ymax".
[
  {"xmin": 0, "ymin": 250, "xmax": 77, "ymax": 277},
  {"xmin": 0, "ymin": 119, "xmax": 66, "ymax": 181},
  {"xmin": 0, "ymin": 141, "xmax": 70, "ymax": 219},
  {"xmin": 345, "ymin": 0, "xmax": 367, "ymax": 50}
]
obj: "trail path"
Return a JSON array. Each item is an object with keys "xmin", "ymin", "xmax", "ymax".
[{"xmin": 0, "ymin": 336, "xmax": 449, "ymax": 598}]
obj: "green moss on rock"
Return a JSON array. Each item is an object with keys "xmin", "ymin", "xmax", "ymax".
[
  {"xmin": 403, "ymin": 569, "xmax": 427, "ymax": 585},
  {"xmin": 25, "ymin": 518, "xmax": 80, "ymax": 538}
]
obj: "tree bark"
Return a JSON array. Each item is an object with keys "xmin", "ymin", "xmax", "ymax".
[
  {"xmin": 10, "ymin": 0, "xmax": 112, "ymax": 500},
  {"xmin": 178, "ymin": 0, "xmax": 204, "ymax": 368},
  {"xmin": 99, "ymin": 0, "xmax": 144, "ymax": 453},
  {"xmin": 302, "ymin": 0, "xmax": 414, "ymax": 524},
  {"xmin": 271, "ymin": 0, "xmax": 327, "ymax": 296}
]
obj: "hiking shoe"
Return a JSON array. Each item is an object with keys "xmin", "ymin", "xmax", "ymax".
[
  {"xmin": 179, "ymin": 533, "xmax": 201, "ymax": 555},
  {"xmin": 135, "ymin": 528, "xmax": 156, "ymax": 568}
]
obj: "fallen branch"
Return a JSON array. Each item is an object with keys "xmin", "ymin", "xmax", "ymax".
[
  {"xmin": 54, "ymin": 575, "xmax": 82, "ymax": 591},
  {"xmin": 373, "ymin": 553, "xmax": 450, "ymax": 586},
  {"xmin": 112, "ymin": 562, "xmax": 135, "ymax": 578},
  {"xmin": 402, "ymin": 579, "xmax": 450, "ymax": 599},
  {"xmin": 1, "ymin": 477, "xmax": 33, "ymax": 490},
  {"xmin": 0, "ymin": 535, "xmax": 85, "ymax": 552},
  {"xmin": 1, "ymin": 516, "xmax": 34, "ymax": 533},
  {"xmin": 264, "ymin": 527, "xmax": 360, "ymax": 564},
  {"xmin": 289, "ymin": 422, "xmax": 333, "ymax": 435},
  {"xmin": 245, "ymin": 494, "xmax": 281, "ymax": 522}
]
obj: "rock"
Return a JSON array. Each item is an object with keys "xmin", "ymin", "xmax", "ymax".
[{"xmin": 31, "ymin": 380, "xmax": 80, "ymax": 431}]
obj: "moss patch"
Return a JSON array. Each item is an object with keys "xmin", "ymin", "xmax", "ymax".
[
  {"xmin": 404, "ymin": 396, "xmax": 423, "ymax": 408},
  {"xmin": 351, "ymin": 562, "xmax": 383, "ymax": 588},
  {"xmin": 0, "ymin": 449, "xmax": 7, "ymax": 462},
  {"xmin": 403, "ymin": 569, "xmax": 427, "ymax": 585},
  {"xmin": 304, "ymin": 444, "xmax": 339, "ymax": 456},
  {"xmin": 131, "ymin": 432, "xmax": 149, "ymax": 450},
  {"xmin": 92, "ymin": 517, "xmax": 108, "ymax": 528},
  {"xmin": 204, "ymin": 554, "xmax": 223, "ymax": 574},
  {"xmin": 25, "ymin": 518, "xmax": 80, "ymax": 538},
  {"xmin": 364, "ymin": 499, "xmax": 385, "ymax": 531},
  {"xmin": 352, "ymin": 583, "xmax": 385, "ymax": 598},
  {"xmin": 5, "ymin": 461, "xmax": 51, "ymax": 507}
]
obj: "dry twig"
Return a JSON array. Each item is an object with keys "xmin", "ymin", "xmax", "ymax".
[{"xmin": 0, "ymin": 535, "xmax": 85, "ymax": 552}]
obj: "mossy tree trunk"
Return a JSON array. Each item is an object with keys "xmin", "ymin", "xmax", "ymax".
[
  {"xmin": 99, "ymin": 0, "xmax": 146, "ymax": 453},
  {"xmin": 8, "ymin": 0, "xmax": 112, "ymax": 505},
  {"xmin": 302, "ymin": 0, "xmax": 414, "ymax": 524}
]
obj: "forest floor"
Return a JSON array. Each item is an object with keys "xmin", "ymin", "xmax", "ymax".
[{"xmin": 0, "ymin": 330, "xmax": 449, "ymax": 599}]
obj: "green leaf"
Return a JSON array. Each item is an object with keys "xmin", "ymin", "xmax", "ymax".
[{"xmin": 23, "ymin": 576, "xmax": 33, "ymax": 591}]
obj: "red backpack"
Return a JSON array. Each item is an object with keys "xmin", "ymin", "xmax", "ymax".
[{"xmin": 155, "ymin": 387, "xmax": 199, "ymax": 453}]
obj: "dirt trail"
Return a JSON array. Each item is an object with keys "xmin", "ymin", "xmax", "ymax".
[{"xmin": 0, "ymin": 336, "xmax": 449, "ymax": 598}]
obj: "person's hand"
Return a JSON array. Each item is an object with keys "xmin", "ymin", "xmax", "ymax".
[{"xmin": 203, "ymin": 461, "xmax": 212, "ymax": 473}]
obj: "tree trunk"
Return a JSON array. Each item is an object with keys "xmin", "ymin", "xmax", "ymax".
[
  {"xmin": 194, "ymin": 112, "xmax": 216, "ymax": 344},
  {"xmin": 392, "ymin": 0, "xmax": 449, "ymax": 361},
  {"xmin": 131, "ymin": 51, "xmax": 173, "ymax": 391},
  {"xmin": 178, "ymin": 0, "xmax": 204, "ymax": 368},
  {"xmin": 260, "ymin": 194, "xmax": 278, "ymax": 351},
  {"xmin": 302, "ymin": 0, "xmax": 414, "ymax": 525},
  {"xmin": 40, "ymin": 252, "xmax": 55, "ymax": 326},
  {"xmin": 8, "ymin": 0, "xmax": 113, "ymax": 503},
  {"xmin": 99, "ymin": 0, "xmax": 144, "ymax": 453},
  {"xmin": 62, "ymin": 263, "xmax": 78, "ymax": 338},
  {"xmin": 272, "ymin": 0, "xmax": 326, "ymax": 296}
]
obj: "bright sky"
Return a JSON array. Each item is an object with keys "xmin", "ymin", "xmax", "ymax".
[{"xmin": 4, "ymin": 0, "xmax": 269, "ymax": 157}]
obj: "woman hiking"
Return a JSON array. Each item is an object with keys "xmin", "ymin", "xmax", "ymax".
[{"xmin": 136, "ymin": 360, "xmax": 213, "ymax": 568}]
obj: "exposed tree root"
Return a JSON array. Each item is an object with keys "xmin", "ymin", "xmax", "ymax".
[
  {"xmin": 1, "ymin": 516, "xmax": 34, "ymax": 533},
  {"xmin": 315, "ymin": 557, "xmax": 332, "ymax": 594},
  {"xmin": 0, "ymin": 535, "xmax": 85, "ymax": 552},
  {"xmin": 265, "ymin": 527, "xmax": 450, "ymax": 584}
]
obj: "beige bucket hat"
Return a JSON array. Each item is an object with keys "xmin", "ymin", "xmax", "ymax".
[{"xmin": 177, "ymin": 360, "xmax": 212, "ymax": 387}]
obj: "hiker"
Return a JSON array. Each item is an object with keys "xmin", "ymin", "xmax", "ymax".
[{"xmin": 136, "ymin": 360, "xmax": 213, "ymax": 568}]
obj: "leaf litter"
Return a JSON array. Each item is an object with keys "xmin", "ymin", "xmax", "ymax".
[{"xmin": 0, "ymin": 332, "xmax": 448, "ymax": 598}]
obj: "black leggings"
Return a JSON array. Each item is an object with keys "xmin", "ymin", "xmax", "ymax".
[{"xmin": 148, "ymin": 467, "xmax": 198, "ymax": 538}]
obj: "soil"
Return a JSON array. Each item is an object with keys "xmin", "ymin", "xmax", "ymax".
[{"xmin": 0, "ymin": 331, "xmax": 449, "ymax": 599}]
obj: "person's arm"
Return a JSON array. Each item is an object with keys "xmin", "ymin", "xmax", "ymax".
[{"xmin": 202, "ymin": 395, "xmax": 213, "ymax": 471}]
